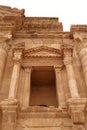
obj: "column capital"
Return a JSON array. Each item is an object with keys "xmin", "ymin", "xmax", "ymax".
[
  {"xmin": 63, "ymin": 56, "xmax": 72, "ymax": 66},
  {"xmin": 0, "ymin": 32, "xmax": 12, "ymax": 52},
  {"xmin": 0, "ymin": 42, "xmax": 11, "ymax": 52},
  {"xmin": 24, "ymin": 66, "xmax": 32, "ymax": 73},
  {"xmin": 54, "ymin": 65, "xmax": 63, "ymax": 72},
  {"xmin": 13, "ymin": 50, "xmax": 23, "ymax": 64},
  {"xmin": 73, "ymin": 33, "xmax": 87, "ymax": 52},
  {"xmin": 63, "ymin": 47, "xmax": 73, "ymax": 66},
  {"xmin": 67, "ymin": 98, "xmax": 87, "ymax": 124},
  {"xmin": 76, "ymin": 42, "xmax": 87, "ymax": 53}
]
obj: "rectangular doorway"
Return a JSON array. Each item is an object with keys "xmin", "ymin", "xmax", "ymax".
[{"xmin": 30, "ymin": 66, "xmax": 58, "ymax": 107}]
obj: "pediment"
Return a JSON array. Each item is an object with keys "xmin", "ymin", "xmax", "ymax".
[
  {"xmin": 25, "ymin": 46, "xmax": 61, "ymax": 57},
  {"xmin": 0, "ymin": 6, "xmax": 24, "ymax": 17}
]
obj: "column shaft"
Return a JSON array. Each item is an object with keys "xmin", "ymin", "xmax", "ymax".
[
  {"xmin": 79, "ymin": 48, "xmax": 87, "ymax": 86},
  {"xmin": 22, "ymin": 67, "xmax": 31, "ymax": 106},
  {"xmin": 64, "ymin": 53, "xmax": 80, "ymax": 98},
  {"xmin": 55, "ymin": 67, "xmax": 65, "ymax": 108},
  {"xmin": 8, "ymin": 62, "xmax": 21, "ymax": 98},
  {"xmin": 0, "ymin": 47, "xmax": 7, "ymax": 88},
  {"xmin": 8, "ymin": 51, "xmax": 22, "ymax": 99}
]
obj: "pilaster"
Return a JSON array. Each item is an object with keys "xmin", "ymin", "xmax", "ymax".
[
  {"xmin": 54, "ymin": 65, "xmax": 66, "ymax": 108},
  {"xmin": 22, "ymin": 66, "xmax": 32, "ymax": 106},
  {"xmin": 0, "ymin": 34, "xmax": 12, "ymax": 89},
  {"xmin": 63, "ymin": 49, "xmax": 80, "ymax": 98},
  {"xmin": 8, "ymin": 50, "xmax": 23, "ymax": 99}
]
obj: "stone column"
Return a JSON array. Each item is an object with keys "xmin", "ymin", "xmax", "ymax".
[
  {"xmin": 63, "ymin": 51, "xmax": 80, "ymax": 98},
  {"xmin": 1, "ymin": 99, "xmax": 19, "ymax": 130},
  {"xmin": 8, "ymin": 50, "xmax": 22, "ymax": 99},
  {"xmin": 22, "ymin": 67, "xmax": 32, "ymax": 106},
  {"xmin": 54, "ymin": 66, "xmax": 65, "ymax": 108},
  {"xmin": 0, "ymin": 42, "xmax": 10, "ymax": 89},
  {"xmin": 78, "ymin": 46, "xmax": 87, "ymax": 87}
]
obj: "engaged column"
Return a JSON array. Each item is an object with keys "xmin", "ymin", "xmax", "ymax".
[{"xmin": 8, "ymin": 50, "xmax": 23, "ymax": 99}]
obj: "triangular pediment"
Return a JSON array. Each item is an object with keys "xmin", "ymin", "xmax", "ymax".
[
  {"xmin": 25, "ymin": 46, "xmax": 61, "ymax": 57},
  {"xmin": 0, "ymin": 6, "xmax": 24, "ymax": 16}
]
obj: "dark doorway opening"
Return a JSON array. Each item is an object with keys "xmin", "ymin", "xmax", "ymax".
[{"xmin": 30, "ymin": 67, "xmax": 58, "ymax": 107}]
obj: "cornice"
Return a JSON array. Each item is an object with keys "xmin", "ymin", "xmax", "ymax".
[
  {"xmin": 71, "ymin": 25, "xmax": 87, "ymax": 32},
  {"xmin": 0, "ymin": 5, "xmax": 24, "ymax": 17},
  {"xmin": 13, "ymin": 31, "xmax": 72, "ymax": 39}
]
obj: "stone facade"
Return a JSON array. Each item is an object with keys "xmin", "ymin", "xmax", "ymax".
[{"xmin": 0, "ymin": 5, "xmax": 87, "ymax": 130}]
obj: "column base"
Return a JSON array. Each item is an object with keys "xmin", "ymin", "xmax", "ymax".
[
  {"xmin": 0, "ymin": 98, "xmax": 19, "ymax": 130},
  {"xmin": 67, "ymin": 98, "xmax": 87, "ymax": 124}
]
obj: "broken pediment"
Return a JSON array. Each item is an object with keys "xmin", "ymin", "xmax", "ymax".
[
  {"xmin": 24, "ymin": 46, "xmax": 61, "ymax": 57},
  {"xmin": 0, "ymin": 5, "xmax": 24, "ymax": 17}
]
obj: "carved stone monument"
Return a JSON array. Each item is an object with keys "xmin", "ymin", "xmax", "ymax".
[{"xmin": 0, "ymin": 5, "xmax": 87, "ymax": 130}]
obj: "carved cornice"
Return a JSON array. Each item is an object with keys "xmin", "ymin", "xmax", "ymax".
[
  {"xmin": 14, "ymin": 31, "xmax": 72, "ymax": 39},
  {"xmin": 71, "ymin": 25, "xmax": 87, "ymax": 32},
  {"xmin": 0, "ymin": 6, "xmax": 24, "ymax": 32},
  {"xmin": 0, "ymin": 5, "xmax": 24, "ymax": 17}
]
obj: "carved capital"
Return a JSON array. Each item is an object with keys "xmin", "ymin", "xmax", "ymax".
[
  {"xmin": 62, "ymin": 45, "xmax": 73, "ymax": 66},
  {"xmin": 0, "ymin": 42, "xmax": 11, "ymax": 52},
  {"xmin": 63, "ymin": 55, "xmax": 72, "ymax": 66},
  {"xmin": 67, "ymin": 98, "xmax": 87, "ymax": 124},
  {"xmin": 0, "ymin": 32, "xmax": 12, "ymax": 52},
  {"xmin": 24, "ymin": 66, "xmax": 32, "ymax": 73},
  {"xmin": 77, "ymin": 42, "xmax": 87, "ymax": 53},
  {"xmin": 13, "ymin": 50, "xmax": 23, "ymax": 64},
  {"xmin": 54, "ymin": 65, "xmax": 63, "ymax": 72}
]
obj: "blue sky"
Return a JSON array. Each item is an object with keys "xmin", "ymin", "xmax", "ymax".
[{"xmin": 0, "ymin": 0, "xmax": 87, "ymax": 31}]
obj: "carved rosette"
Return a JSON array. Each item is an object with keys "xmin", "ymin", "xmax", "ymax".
[{"xmin": 67, "ymin": 98, "xmax": 87, "ymax": 124}]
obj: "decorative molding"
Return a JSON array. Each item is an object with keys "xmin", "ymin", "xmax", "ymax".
[
  {"xmin": 0, "ymin": 5, "xmax": 24, "ymax": 17},
  {"xmin": 12, "ymin": 42, "xmax": 25, "ymax": 63},
  {"xmin": 24, "ymin": 45, "xmax": 61, "ymax": 58},
  {"xmin": 0, "ymin": 32, "xmax": 12, "ymax": 52},
  {"xmin": 0, "ymin": 98, "xmax": 19, "ymax": 123},
  {"xmin": 63, "ymin": 56, "xmax": 72, "ymax": 66},
  {"xmin": 67, "ymin": 98, "xmax": 87, "ymax": 124},
  {"xmin": 13, "ymin": 50, "xmax": 23, "ymax": 63},
  {"xmin": 71, "ymin": 25, "xmax": 87, "ymax": 32},
  {"xmin": 54, "ymin": 65, "xmax": 63, "ymax": 72}
]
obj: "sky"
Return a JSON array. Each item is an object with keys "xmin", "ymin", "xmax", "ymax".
[{"xmin": 0, "ymin": 0, "xmax": 87, "ymax": 31}]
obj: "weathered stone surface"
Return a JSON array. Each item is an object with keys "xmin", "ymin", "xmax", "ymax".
[{"xmin": 0, "ymin": 5, "xmax": 87, "ymax": 130}]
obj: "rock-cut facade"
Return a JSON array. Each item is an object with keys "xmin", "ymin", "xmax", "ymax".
[{"xmin": 0, "ymin": 5, "xmax": 87, "ymax": 130}]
